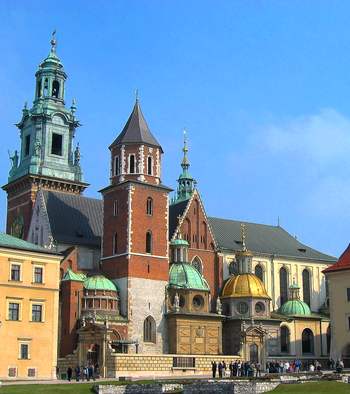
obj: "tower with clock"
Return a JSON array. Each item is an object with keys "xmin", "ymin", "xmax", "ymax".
[{"xmin": 2, "ymin": 32, "xmax": 88, "ymax": 239}]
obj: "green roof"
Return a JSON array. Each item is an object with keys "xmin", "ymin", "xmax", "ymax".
[
  {"xmin": 84, "ymin": 275, "xmax": 117, "ymax": 291},
  {"xmin": 170, "ymin": 238, "xmax": 189, "ymax": 246},
  {"xmin": 62, "ymin": 269, "xmax": 86, "ymax": 282},
  {"xmin": 169, "ymin": 262, "xmax": 208, "ymax": 290},
  {"xmin": 0, "ymin": 232, "xmax": 58, "ymax": 254},
  {"xmin": 278, "ymin": 299, "xmax": 311, "ymax": 316}
]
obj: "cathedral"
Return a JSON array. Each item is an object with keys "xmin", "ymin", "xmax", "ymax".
[{"xmin": 2, "ymin": 36, "xmax": 337, "ymax": 377}]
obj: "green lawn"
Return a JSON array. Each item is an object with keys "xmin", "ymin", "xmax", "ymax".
[{"xmin": 0, "ymin": 380, "xmax": 349, "ymax": 394}]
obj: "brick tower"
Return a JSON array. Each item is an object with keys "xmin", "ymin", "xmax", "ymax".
[
  {"xmin": 2, "ymin": 32, "xmax": 88, "ymax": 240},
  {"xmin": 100, "ymin": 98, "xmax": 172, "ymax": 353}
]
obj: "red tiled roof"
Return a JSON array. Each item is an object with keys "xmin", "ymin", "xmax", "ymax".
[{"xmin": 323, "ymin": 243, "xmax": 350, "ymax": 273}]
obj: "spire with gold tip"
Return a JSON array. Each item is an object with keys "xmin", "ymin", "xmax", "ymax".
[{"xmin": 171, "ymin": 129, "xmax": 194, "ymax": 205}]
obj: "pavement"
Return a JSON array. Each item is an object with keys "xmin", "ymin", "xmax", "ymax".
[{"xmin": 0, "ymin": 370, "xmax": 341, "ymax": 386}]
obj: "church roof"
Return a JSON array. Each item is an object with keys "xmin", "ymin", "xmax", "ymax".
[
  {"xmin": 277, "ymin": 299, "xmax": 311, "ymax": 316},
  {"xmin": 42, "ymin": 190, "xmax": 102, "ymax": 246},
  {"xmin": 169, "ymin": 262, "xmax": 209, "ymax": 291},
  {"xmin": 0, "ymin": 231, "xmax": 58, "ymax": 254},
  {"xmin": 109, "ymin": 100, "xmax": 162, "ymax": 151},
  {"xmin": 84, "ymin": 273, "xmax": 117, "ymax": 292},
  {"xmin": 221, "ymin": 273, "xmax": 270, "ymax": 299},
  {"xmin": 208, "ymin": 217, "xmax": 336, "ymax": 262},
  {"xmin": 323, "ymin": 243, "xmax": 350, "ymax": 273}
]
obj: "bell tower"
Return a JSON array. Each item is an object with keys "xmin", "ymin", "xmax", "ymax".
[
  {"xmin": 100, "ymin": 97, "xmax": 172, "ymax": 353},
  {"xmin": 2, "ymin": 32, "xmax": 88, "ymax": 240}
]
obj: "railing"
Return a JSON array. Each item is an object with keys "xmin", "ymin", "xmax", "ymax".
[{"xmin": 173, "ymin": 357, "xmax": 195, "ymax": 368}]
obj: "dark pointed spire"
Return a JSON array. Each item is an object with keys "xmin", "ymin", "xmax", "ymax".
[{"xmin": 109, "ymin": 99, "xmax": 162, "ymax": 151}]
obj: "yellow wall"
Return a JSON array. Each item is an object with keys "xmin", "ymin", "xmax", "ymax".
[
  {"xmin": 0, "ymin": 246, "xmax": 61, "ymax": 380},
  {"xmin": 327, "ymin": 269, "xmax": 350, "ymax": 361}
]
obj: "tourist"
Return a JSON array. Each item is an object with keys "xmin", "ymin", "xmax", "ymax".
[
  {"xmin": 266, "ymin": 361, "xmax": 270, "ymax": 373},
  {"xmin": 211, "ymin": 361, "xmax": 217, "ymax": 378},
  {"xmin": 309, "ymin": 364, "xmax": 315, "ymax": 372},
  {"xmin": 294, "ymin": 359, "xmax": 300, "ymax": 373},
  {"xmin": 284, "ymin": 361, "xmax": 290, "ymax": 372},
  {"xmin": 88, "ymin": 364, "xmax": 95, "ymax": 381},
  {"xmin": 67, "ymin": 366, "xmax": 72, "ymax": 381},
  {"xmin": 222, "ymin": 360, "xmax": 227, "ymax": 376},
  {"xmin": 233, "ymin": 360, "xmax": 238, "ymax": 377},
  {"xmin": 237, "ymin": 360, "xmax": 241, "ymax": 376},
  {"xmin": 75, "ymin": 365, "xmax": 80, "ymax": 381},
  {"xmin": 82, "ymin": 365, "xmax": 88, "ymax": 381},
  {"xmin": 218, "ymin": 361, "xmax": 223, "ymax": 378},
  {"xmin": 229, "ymin": 361, "xmax": 234, "ymax": 377},
  {"xmin": 256, "ymin": 362, "xmax": 261, "ymax": 377}
]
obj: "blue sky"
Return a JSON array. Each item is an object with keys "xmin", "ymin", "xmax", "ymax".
[{"xmin": 1, "ymin": 1, "xmax": 350, "ymax": 258}]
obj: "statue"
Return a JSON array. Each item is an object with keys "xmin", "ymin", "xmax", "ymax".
[
  {"xmin": 8, "ymin": 150, "xmax": 19, "ymax": 168},
  {"xmin": 173, "ymin": 293, "xmax": 180, "ymax": 310},
  {"xmin": 216, "ymin": 297, "xmax": 222, "ymax": 315},
  {"xmin": 74, "ymin": 142, "xmax": 82, "ymax": 165},
  {"xmin": 34, "ymin": 139, "xmax": 42, "ymax": 158}
]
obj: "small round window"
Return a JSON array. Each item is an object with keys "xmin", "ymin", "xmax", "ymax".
[
  {"xmin": 192, "ymin": 295, "xmax": 203, "ymax": 310},
  {"xmin": 236, "ymin": 302, "xmax": 248, "ymax": 315},
  {"xmin": 255, "ymin": 302, "xmax": 265, "ymax": 314}
]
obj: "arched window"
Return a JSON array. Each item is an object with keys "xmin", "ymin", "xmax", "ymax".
[
  {"xmin": 302, "ymin": 269, "xmax": 311, "ymax": 307},
  {"xmin": 114, "ymin": 156, "xmax": 119, "ymax": 176},
  {"xmin": 147, "ymin": 156, "xmax": 152, "ymax": 175},
  {"xmin": 147, "ymin": 197, "xmax": 153, "ymax": 216},
  {"xmin": 279, "ymin": 267, "xmax": 288, "ymax": 306},
  {"xmin": 191, "ymin": 256, "xmax": 203, "ymax": 275},
  {"xmin": 129, "ymin": 155, "xmax": 135, "ymax": 173},
  {"xmin": 229, "ymin": 260, "xmax": 238, "ymax": 275},
  {"xmin": 52, "ymin": 80, "xmax": 60, "ymax": 98},
  {"xmin": 281, "ymin": 326, "xmax": 289, "ymax": 353},
  {"xmin": 302, "ymin": 328, "xmax": 314, "ymax": 355},
  {"xmin": 201, "ymin": 222, "xmax": 207, "ymax": 249},
  {"xmin": 114, "ymin": 199, "xmax": 118, "ymax": 216},
  {"xmin": 113, "ymin": 232, "xmax": 118, "ymax": 254},
  {"xmin": 255, "ymin": 265, "xmax": 263, "ymax": 282},
  {"xmin": 146, "ymin": 230, "xmax": 152, "ymax": 254},
  {"xmin": 183, "ymin": 218, "xmax": 191, "ymax": 247},
  {"xmin": 143, "ymin": 316, "xmax": 156, "ymax": 343}
]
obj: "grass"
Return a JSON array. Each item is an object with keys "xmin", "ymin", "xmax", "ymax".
[{"xmin": 271, "ymin": 381, "xmax": 350, "ymax": 393}]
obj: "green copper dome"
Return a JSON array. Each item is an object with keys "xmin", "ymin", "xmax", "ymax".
[
  {"xmin": 278, "ymin": 299, "xmax": 311, "ymax": 316},
  {"xmin": 84, "ymin": 274, "xmax": 117, "ymax": 292},
  {"xmin": 171, "ymin": 238, "xmax": 189, "ymax": 246},
  {"xmin": 169, "ymin": 262, "xmax": 208, "ymax": 291}
]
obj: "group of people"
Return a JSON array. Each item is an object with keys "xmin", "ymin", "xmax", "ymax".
[
  {"xmin": 66, "ymin": 364, "xmax": 96, "ymax": 381},
  {"xmin": 211, "ymin": 360, "xmax": 261, "ymax": 378},
  {"xmin": 266, "ymin": 359, "xmax": 323, "ymax": 373}
]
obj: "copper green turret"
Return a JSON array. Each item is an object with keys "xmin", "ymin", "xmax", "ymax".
[
  {"xmin": 7, "ymin": 31, "xmax": 85, "ymax": 185},
  {"xmin": 171, "ymin": 130, "xmax": 194, "ymax": 205}
]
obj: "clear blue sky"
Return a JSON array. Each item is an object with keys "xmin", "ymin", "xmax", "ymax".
[{"xmin": 1, "ymin": 1, "xmax": 349, "ymax": 258}]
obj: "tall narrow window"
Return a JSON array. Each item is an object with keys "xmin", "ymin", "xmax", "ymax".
[
  {"xmin": 51, "ymin": 133, "xmax": 62, "ymax": 156},
  {"xmin": 255, "ymin": 265, "xmax": 263, "ymax": 282},
  {"xmin": 114, "ymin": 156, "xmax": 119, "ymax": 176},
  {"xmin": 191, "ymin": 256, "xmax": 203, "ymax": 276},
  {"xmin": 9, "ymin": 303, "xmax": 19, "ymax": 321},
  {"xmin": 147, "ymin": 197, "xmax": 153, "ymax": 216},
  {"xmin": 34, "ymin": 267, "xmax": 43, "ymax": 283},
  {"xmin": 146, "ymin": 230, "xmax": 152, "ymax": 254},
  {"xmin": 279, "ymin": 267, "xmax": 288, "ymax": 306},
  {"xmin": 113, "ymin": 232, "xmax": 118, "ymax": 255},
  {"xmin": 281, "ymin": 326, "xmax": 289, "ymax": 353},
  {"xmin": 129, "ymin": 155, "xmax": 135, "ymax": 173},
  {"xmin": 32, "ymin": 305, "xmax": 42, "ymax": 322},
  {"xmin": 147, "ymin": 156, "xmax": 152, "ymax": 175},
  {"xmin": 25, "ymin": 134, "xmax": 31, "ymax": 156},
  {"xmin": 20, "ymin": 344, "xmax": 29, "ymax": 359},
  {"xmin": 114, "ymin": 199, "xmax": 118, "ymax": 216},
  {"xmin": 11, "ymin": 264, "xmax": 21, "ymax": 281},
  {"xmin": 143, "ymin": 316, "xmax": 156, "ymax": 343},
  {"xmin": 52, "ymin": 80, "xmax": 60, "ymax": 98},
  {"xmin": 302, "ymin": 269, "xmax": 311, "ymax": 307}
]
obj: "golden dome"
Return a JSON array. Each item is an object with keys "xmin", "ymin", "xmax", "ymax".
[{"xmin": 221, "ymin": 274, "xmax": 270, "ymax": 299}]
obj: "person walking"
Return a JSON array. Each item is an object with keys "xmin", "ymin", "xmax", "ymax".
[
  {"xmin": 218, "ymin": 362, "xmax": 223, "ymax": 378},
  {"xmin": 67, "ymin": 366, "xmax": 72, "ymax": 382},
  {"xmin": 75, "ymin": 365, "xmax": 80, "ymax": 381},
  {"xmin": 88, "ymin": 364, "xmax": 95, "ymax": 381},
  {"xmin": 212, "ymin": 361, "xmax": 217, "ymax": 378},
  {"xmin": 256, "ymin": 362, "xmax": 261, "ymax": 377},
  {"xmin": 82, "ymin": 365, "xmax": 88, "ymax": 381}
]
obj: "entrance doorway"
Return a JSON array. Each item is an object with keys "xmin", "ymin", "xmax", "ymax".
[
  {"xmin": 250, "ymin": 343, "xmax": 258, "ymax": 364},
  {"xmin": 87, "ymin": 343, "xmax": 100, "ymax": 367},
  {"xmin": 302, "ymin": 328, "xmax": 314, "ymax": 355}
]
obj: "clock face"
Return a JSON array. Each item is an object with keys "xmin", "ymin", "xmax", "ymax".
[{"xmin": 11, "ymin": 214, "xmax": 24, "ymax": 239}]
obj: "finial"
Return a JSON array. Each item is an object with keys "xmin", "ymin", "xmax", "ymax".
[
  {"xmin": 71, "ymin": 99, "xmax": 77, "ymax": 115},
  {"xmin": 51, "ymin": 29, "xmax": 56, "ymax": 46},
  {"xmin": 134, "ymin": 89, "xmax": 139, "ymax": 101},
  {"xmin": 182, "ymin": 128, "xmax": 188, "ymax": 153},
  {"xmin": 40, "ymin": 89, "xmax": 43, "ymax": 97},
  {"xmin": 278, "ymin": 216, "xmax": 280, "ymax": 226},
  {"xmin": 24, "ymin": 101, "xmax": 27, "ymax": 108},
  {"xmin": 38, "ymin": 61, "xmax": 41, "ymax": 68},
  {"xmin": 241, "ymin": 223, "xmax": 246, "ymax": 250}
]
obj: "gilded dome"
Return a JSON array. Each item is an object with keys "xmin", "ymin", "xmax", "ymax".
[
  {"xmin": 278, "ymin": 299, "xmax": 311, "ymax": 316},
  {"xmin": 221, "ymin": 274, "xmax": 270, "ymax": 299},
  {"xmin": 169, "ymin": 262, "xmax": 208, "ymax": 291}
]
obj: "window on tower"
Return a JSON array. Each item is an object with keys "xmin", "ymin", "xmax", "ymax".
[
  {"xmin": 51, "ymin": 133, "xmax": 62, "ymax": 156},
  {"xmin": 143, "ymin": 316, "xmax": 156, "ymax": 343},
  {"xmin": 114, "ymin": 199, "xmax": 118, "ymax": 216},
  {"xmin": 114, "ymin": 156, "xmax": 119, "ymax": 176},
  {"xmin": 129, "ymin": 155, "xmax": 135, "ymax": 173},
  {"xmin": 52, "ymin": 81, "xmax": 60, "ymax": 98},
  {"xmin": 25, "ymin": 134, "xmax": 31, "ymax": 156},
  {"xmin": 147, "ymin": 156, "xmax": 152, "ymax": 175},
  {"xmin": 113, "ymin": 232, "xmax": 118, "ymax": 255},
  {"xmin": 147, "ymin": 197, "xmax": 153, "ymax": 216},
  {"xmin": 146, "ymin": 230, "xmax": 152, "ymax": 254}
]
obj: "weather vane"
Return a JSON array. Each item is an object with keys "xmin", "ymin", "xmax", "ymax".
[{"xmin": 134, "ymin": 89, "xmax": 139, "ymax": 100}]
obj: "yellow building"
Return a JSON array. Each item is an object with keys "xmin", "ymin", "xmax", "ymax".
[{"xmin": 0, "ymin": 232, "xmax": 61, "ymax": 380}]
